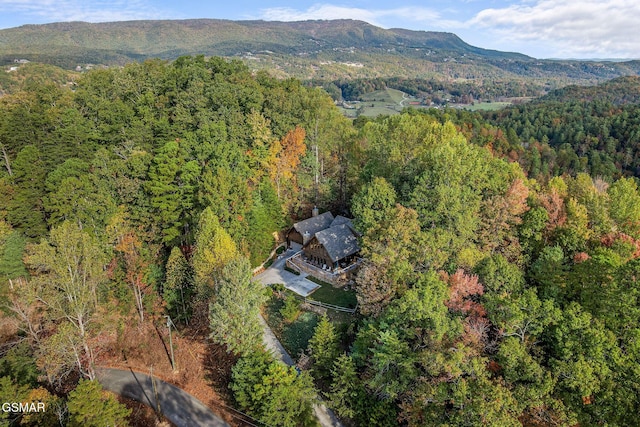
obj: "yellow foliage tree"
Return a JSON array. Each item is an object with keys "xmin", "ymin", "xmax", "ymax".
[
  {"xmin": 268, "ymin": 126, "xmax": 306, "ymax": 198},
  {"xmin": 192, "ymin": 207, "xmax": 238, "ymax": 299}
]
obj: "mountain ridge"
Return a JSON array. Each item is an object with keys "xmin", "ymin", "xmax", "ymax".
[{"xmin": 1, "ymin": 19, "xmax": 639, "ymax": 84}]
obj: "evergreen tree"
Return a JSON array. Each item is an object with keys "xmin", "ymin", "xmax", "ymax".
[
  {"xmin": 6, "ymin": 145, "xmax": 47, "ymax": 238},
  {"xmin": 308, "ymin": 315, "xmax": 340, "ymax": 379},
  {"xmin": 67, "ymin": 379, "xmax": 131, "ymax": 427},
  {"xmin": 163, "ymin": 246, "xmax": 194, "ymax": 323},
  {"xmin": 328, "ymin": 354, "xmax": 360, "ymax": 419},
  {"xmin": 231, "ymin": 351, "xmax": 318, "ymax": 427},
  {"xmin": 209, "ymin": 256, "xmax": 265, "ymax": 355},
  {"xmin": 247, "ymin": 181, "xmax": 282, "ymax": 267},
  {"xmin": 146, "ymin": 140, "xmax": 186, "ymax": 245},
  {"xmin": 0, "ymin": 231, "xmax": 27, "ymax": 285}
]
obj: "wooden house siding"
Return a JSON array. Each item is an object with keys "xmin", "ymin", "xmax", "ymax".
[
  {"xmin": 287, "ymin": 228, "xmax": 304, "ymax": 246},
  {"xmin": 303, "ymin": 237, "xmax": 335, "ymax": 268}
]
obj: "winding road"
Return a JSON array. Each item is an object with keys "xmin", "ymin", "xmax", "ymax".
[{"xmin": 95, "ymin": 367, "xmax": 229, "ymax": 427}]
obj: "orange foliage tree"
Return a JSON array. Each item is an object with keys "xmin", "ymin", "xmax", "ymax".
[{"xmin": 268, "ymin": 126, "xmax": 306, "ymax": 199}]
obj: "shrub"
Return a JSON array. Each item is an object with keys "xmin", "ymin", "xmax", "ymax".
[{"xmin": 280, "ymin": 296, "xmax": 301, "ymax": 323}]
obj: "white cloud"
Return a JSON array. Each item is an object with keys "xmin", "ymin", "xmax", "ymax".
[
  {"xmin": 469, "ymin": 0, "xmax": 640, "ymax": 58},
  {"xmin": 0, "ymin": 0, "xmax": 170, "ymax": 24},
  {"xmin": 257, "ymin": 4, "xmax": 451, "ymax": 30}
]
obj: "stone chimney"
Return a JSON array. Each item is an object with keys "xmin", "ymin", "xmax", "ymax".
[{"xmin": 312, "ymin": 206, "xmax": 319, "ymax": 217}]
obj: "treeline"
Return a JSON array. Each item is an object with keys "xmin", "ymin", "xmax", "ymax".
[
  {"xmin": 406, "ymin": 76, "xmax": 640, "ymax": 181},
  {"xmin": 309, "ymin": 76, "xmax": 546, "ymax": 103}
]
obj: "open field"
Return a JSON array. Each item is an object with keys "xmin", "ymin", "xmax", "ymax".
[{"xmin": 457, "ymin": 101, "xmax": 513, "ymax": 111}]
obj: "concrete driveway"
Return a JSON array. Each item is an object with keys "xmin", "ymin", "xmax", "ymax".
[{"xmin": 253, "ymin": 248, "xmax": 320, "ymax": 297}]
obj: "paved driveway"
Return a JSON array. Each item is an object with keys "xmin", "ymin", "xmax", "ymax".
[
  {"xmin": 96, "ymin": 367, "xmax": 229, "ymax": 427},
  {"xmin": 253, "ymin": 249, "xmax": 320, "ymax": 297}
]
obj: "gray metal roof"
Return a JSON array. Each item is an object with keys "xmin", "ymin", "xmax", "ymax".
[
  {"xmin": 313, "ymin": 223, "xmax": 360, "ymax": 263},
  {"xmin": 293, "ymin": 211, "xmax": 335, "ymax": 243}
]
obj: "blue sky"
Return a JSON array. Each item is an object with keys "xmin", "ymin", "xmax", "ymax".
[{"xmin": 0, "ymin": 0, "xmax": 638, "ymax": 59}]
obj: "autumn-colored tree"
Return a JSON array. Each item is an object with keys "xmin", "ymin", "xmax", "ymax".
[
  {"xmin": 107, "ymin": 209, "xmax": 151, "ymax": 323},
  {"xmin": 441, "ymin": 269, "xmax": 486, "ymax": 318},
  {"xmin": 191, "ymin": 207, "xmax": 238, "ymax": 299},
  {"xmin": 268, "ymin": 126, "xmax": 306, "ymax": 198},
  {"xmin": 114, "ymin": 231, "xmax": 148, "ymax": 323},
  {"xmin": 24, "ymin": 221, "xmax": 107, "ymax": 381},
  {"xmin": 539, "ymin": 189, "xmax": 567, "ymax": 233},
  {"xmin": 477, "ymin": 178, "xmax": 529, "ymax": 259}
]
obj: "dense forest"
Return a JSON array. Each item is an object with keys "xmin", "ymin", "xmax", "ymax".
[
  {"xmin": 1, "ymin": 58, "xmax": 640, "ymax": 426},
  {"xmin": 311, "ymin": 76, "xmax": 547, "ymax": 104}
]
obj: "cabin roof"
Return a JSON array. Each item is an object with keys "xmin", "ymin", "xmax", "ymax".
[
  {"xmin": 313, "ymin": 223, "xmax": 360, "ymax": 263},
  {"xmin": 292, "ymin": 211, "xmax": 335, "ymax": 238}
]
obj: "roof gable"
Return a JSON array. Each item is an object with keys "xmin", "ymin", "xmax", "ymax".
[
  {"xmin": 293, "ymin": 211, "xmax": 335, "ymax": 238},
  {"xmin": 314, "ymin": 223, "xmax": 360, "ymax": 263}
]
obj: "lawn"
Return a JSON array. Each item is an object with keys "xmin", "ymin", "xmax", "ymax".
[{"xmin": 306, "ymin": 280, "xmax": 358, "ymax": 309}]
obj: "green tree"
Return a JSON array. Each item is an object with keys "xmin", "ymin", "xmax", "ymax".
[
  {"xmin": 328, "ymin": 354, "xmax": 360, "ymax": 419},
  {"xmin": 356, "ymin": 205, "xmax": 423, "ymax": 315},
  {"xmin": 308, "ymin": 315, "xmax": 340, "ymax": 379},
  {"xmin": 0, "ymin": 376, "xmax": 29, "ymax": 425},
  {"xmin": 209, "ymin": 256, "xmax": 265, "ymax": 355},
  {"xmin": 0, "ymin": 231, "xmax": 27, "ymax": 287},
  {"xmin": 6, "ymin": 145, "xmax": 47, "ymax": 238},
  {"xmin": 67, "ymin": 379, "xmax": 131, "ymax": 427},
  {"xmin": 247, "ymin": 179, "xmax": 284, "ymax": 267},
  {"xmin": 607, "ymin": 177, "xmax": 640, "ymax": 238},
  {"xmin": 231, "ymin": 351, "xmax": 318, "ymax": 427},
  {"xmin": 146, "ymin": 140, "xmax": 187, "ymax": 245},
  {"xmin": 44, "ymin": 158, "xmax": 116, "ymax": 235},
  {"xmin": 485, "ymin": 288, "xmax": 560, "ymax": 344},
  {"xmin": 163, "ymin": 246, "xmax": 194, "ymax": 323},
  {"xmin": 350, "ymin": 176, "xmax": 397, "ymax": 234},
  {"xmin": 545, "ymin": 303, "xmax": 621, "ymax": 424}
]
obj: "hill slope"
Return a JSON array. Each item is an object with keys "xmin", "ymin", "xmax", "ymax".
[
  {"xmin": 1, "ymin": 19, "xmax": 640, "ymax": 83},
  {"xmin": 0, "ymin": 19, "xmax": 526, "ymax": 60}
]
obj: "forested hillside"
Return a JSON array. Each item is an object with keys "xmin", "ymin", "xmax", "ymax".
[
  {"xmin": 3, "ymin": 19, "xmax": 640, "ymax": 85},
  {"xmin": 409, "ymin": 76, "xmax": 640, "ymax": 181},
  {"xmin": 1, "ymin": 58, "xmax": 640, "ymax": 426}
]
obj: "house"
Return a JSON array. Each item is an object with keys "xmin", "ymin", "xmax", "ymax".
[
  {"xmin": 286, "ymin": 211, "xmax": 335, "ymax": 247},
  {"xmin": 286, "ymin": 210, "xmax": 360, "ymax": 271}
]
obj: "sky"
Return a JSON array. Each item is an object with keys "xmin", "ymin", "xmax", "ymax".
[{"xmin": 0, "ymin": 0, "xmax": 638, "ymax": 59}]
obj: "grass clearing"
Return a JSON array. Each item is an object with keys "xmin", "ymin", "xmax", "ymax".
[
  {"xmin": 307, "ymin": 281, "xmax": 357, "ymax": 309},
  {"xmin": 461, "ymin": 101, "xmax": 512, "ymax": 111}
]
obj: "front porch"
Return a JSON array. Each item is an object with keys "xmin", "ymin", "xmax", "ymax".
[{"xmin": 286, "ymin": 252, "xmax": 362, "ymax": 287}]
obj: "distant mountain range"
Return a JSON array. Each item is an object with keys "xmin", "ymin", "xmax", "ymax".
[{"xmin": 1, "ymin": 19, "xmax": 639, "ymax": 84}]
